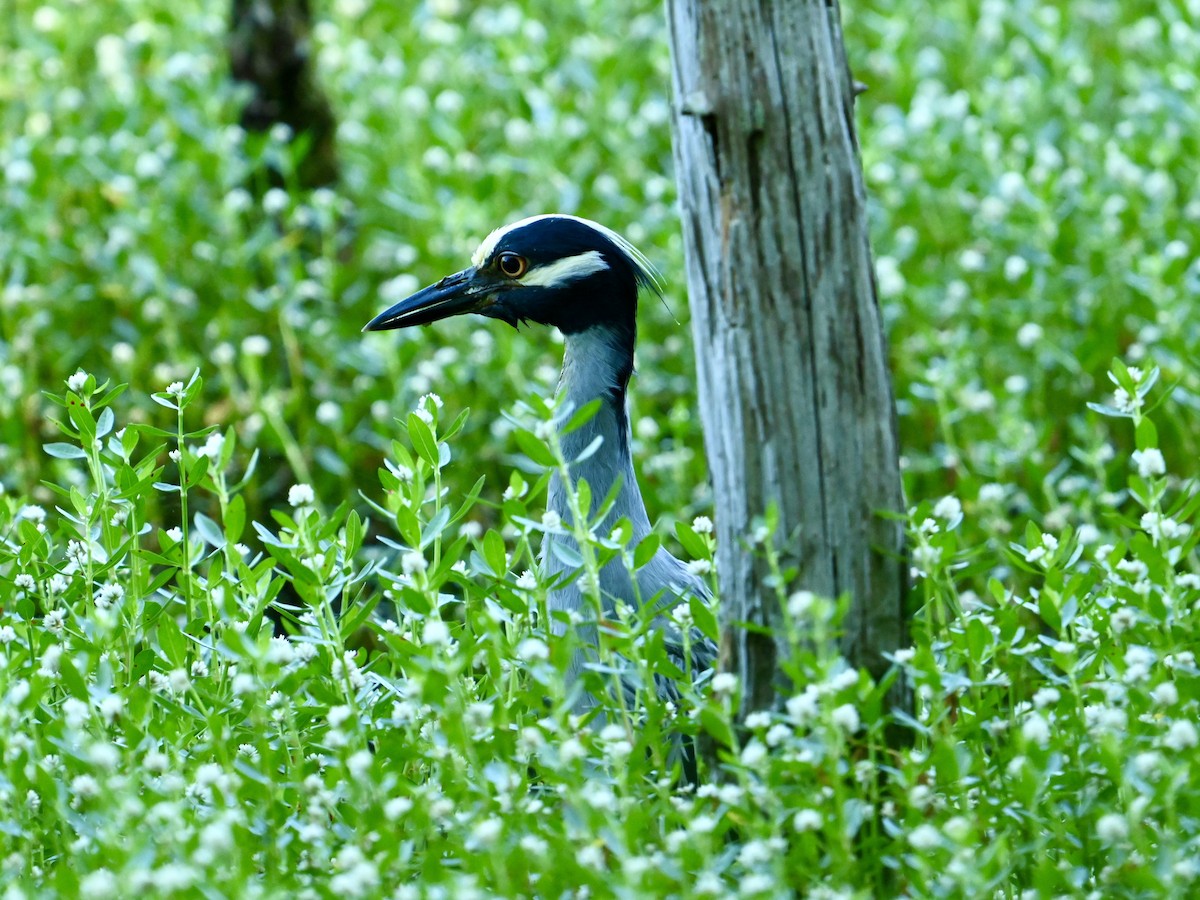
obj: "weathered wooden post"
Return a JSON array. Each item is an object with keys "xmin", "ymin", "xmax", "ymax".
[{"xmin": 667, "ymin": 0, "xmax": 908, "ymax": 720}]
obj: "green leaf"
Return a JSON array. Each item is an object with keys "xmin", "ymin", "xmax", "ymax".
[
  {"xmin": 1038, "ymin": 592, "xmax": 1061, "ymax": 634},
  {"xmin": 483, "ymin": 529, "xmax": 507, "ymax": 577},
  {"xmin": 965, "ymin": 616, "xmax": 992, "ymax": 660},
  {"xmin": 1135, "ymin": 418, "xmax": 1158, "ymax": 451},
  {"xmin": 193, "ymin": 512, "xmax": 225, "ymax": 548},
  {"xmin": 43, "ymin": 442, "xmax": 87, "ymax": 460},
  {"xmin": 560, "ymin": 399, "xmax": 602, "ymax": 435},
  {"xmin": 633, "ymin": 533, "xmax": 661, "ymax": 570},
  {"xmin": 421, "ymin": 506, "xmax": 451, "ymax": 549},
  {"xmin": 550, "ymin": 539, "xmax": 584, "ymax": 569},
  {"xmin": 96, "ymin": 406, "xmax": 114, "ymax": 439},
  {"xmin": 450, "ymin": 475, "xmax": 486, "ymax": 525},
  {"xmin": 130, "ymin": 648, "xmax": 156, "ymax": 684},
  {"xmin": 675, "ymin": 521, "xmax": 709, "ymax": 560},
  {"xmin": 340, "ymin": 592, "xmax": 382, "ymax": 639},
  {"xmin": 1085, "ymin": 401, "xmax": 1130, "ymax": 419},
  {"xmin": 344, "ymin": 510, "xmax": 364, "ymax": 557},
  {"xmin": 225, "ymin": 494, "xmax": 246, "ymax": 544},
  {"xmin": 699, "ymin": 705, "xmax": 735, "ymax": 750},
  {"xmin": 393, "ymin": 505, "xmax": 421, "ymax": 548},
  {"xmin": 441, "ymin": 407, "xmax": 470, "ymax": 442},
  {"xmin": 157, "ymin": 613, "xmax": 186, "ymax": 666},
  {"xmin": 407, "ymin": 412, "xmax": 439, "ymax": 468},
  {"xmin": 58, "ymin": 653, "xmax": 89, "ymax": 699},
  {"xmin": 68, "ymin": 401, "xmax": 96, "ymax": 442},
  {"xmin": 690, "ymin": 593, "xmax": 719, "ymax": 642},
  {"xmin": 513, "ymin": 428, "xmax": 557, "ymax": 468},
  {"xmin": 185, "ymin": 454, "xmax": 210, "ymax": 488}
]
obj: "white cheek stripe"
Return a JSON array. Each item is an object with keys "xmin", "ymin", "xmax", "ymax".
[
  {"xmin": 470, "ymin": 214, "xmax": 661, "ymax": 292},
  {"xmin": 519, "ymin": 250, "xmax": 610, "ymax": 288}
]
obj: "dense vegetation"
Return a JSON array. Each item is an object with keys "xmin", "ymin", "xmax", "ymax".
[{"xmin": 1, "ymin": 0, "xmax": 1197, "ymax": 896}]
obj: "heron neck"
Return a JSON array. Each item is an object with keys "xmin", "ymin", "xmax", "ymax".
[{"xmin": 551, "ymin": 324, "xmax": 650, "ymax": 536}]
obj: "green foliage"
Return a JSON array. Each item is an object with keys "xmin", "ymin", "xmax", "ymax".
[{"xmin": 0, "ymin": 0, "xmax": 1198, "ymax": 897}]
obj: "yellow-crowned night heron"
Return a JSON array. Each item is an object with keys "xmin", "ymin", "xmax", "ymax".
[{"xmin": 364, "ymin": 215, "xmax": 716, "ymax": 773}]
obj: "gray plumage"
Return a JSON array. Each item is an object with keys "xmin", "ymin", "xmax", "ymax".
[{"xmin": 545, "ymin": 326, "xmax": 717, "ymax": 711}]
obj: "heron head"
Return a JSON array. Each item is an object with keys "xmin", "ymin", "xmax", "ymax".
[{"xmin": 363, "ymin": 215, "xmax": 661, "ymax": 335}]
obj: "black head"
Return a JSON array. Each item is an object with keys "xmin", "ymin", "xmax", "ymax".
[{"xmin": 362, "ymin": 215, "xmax": 661, "ymax": 336}]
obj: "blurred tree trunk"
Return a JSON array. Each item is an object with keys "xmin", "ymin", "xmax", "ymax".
[
  {"xmin": 228, "ymin": 0, "xmax": 338, "ymax": 188},
  {"xmin": 667, "ymin": 2, "xmax": 909, "ymax": 724}
]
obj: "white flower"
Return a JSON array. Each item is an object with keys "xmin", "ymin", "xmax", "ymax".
[
  {"xmin": 1163, "ymin": 719, "xmax": 1198, "ymax": 751},
  {"xmin": 913, "ymin": 543, "xmax": 942, "ymax": 570},
  {"xmin": 1021, "ymin": 713, "xmax": 1050, "ymax": 746},
  {"xmin": 907, "ymin": 823, "xmax": 941, "ymax": 851},
  {"xmin": 1141, "ymin": 512, "xmax": 1187, "ymax": 541},
  {"xmin": 711, "ymin": 673, "xmax": 738, "ymax": 694},
  {"xmin": 686, "ymin": 559, "xmax": 712, "ymax": 576},
  {"xmin": 689, "ymin": 814, "xmax": 718, "ymax": 834},
  {"xmin": 165, "ymin": 526, "xmax": 183, "ymax": 543},
  {"xmin": 94, "ymin": 695, "xmax": 121, "ymax": 724},
  {"xmin": 1131, "ymin": 448, "xmax": 1166, "ymax": 478},
  {"xmin": 67, "ymin": 371, "xmax": 88, "ymax": 392},
  {"xmin": 943, "ymin": 816, "xmax": 971, "ymax": 843},
  {"xmin": 517, "ymin": 637, "xmax": 549, "ymax": 662},
  {"xmin": 327, "ymin": 705, "xmax": 353, "ymax": 728},
  {"xmin": 384, "ymin": 796, "xmax": 413, "ymax": 821},
  {"xmin": 95, "ymin": 583, "xmax": 124, "ymax": 609},
  {"xmin": 262, "ymin": 187, "xmax": 289, "ymax": 215},
  {"xmin": 787, "ymin": 591, "xmax": 816, "ymax": 618},
  {"xmin": 932, "ymin": 495, "xmax": 962, "ymax": 522},
  {"xmin": 740, "ymin": 741, "xmax": 767, "ymax": 766},
  {"xmin": 38, "ymin": 644, "xmax": 64, "ymax": 677},
  {"xmin": 978, "ymin": 483, "xmax": 1007, "ymax": 504},
  {"xmin": 515, "ymin": 570, "xmax": 537, "ymax": 590},
  {"xmin": 1084, "ymin": 704, "xmax": 1127, "ymax": 737},
  {"xmin": 400, "ymin": 551, "xmax": 426, "ymax": 576},
  {"xmin": 692, "ymin": 515, "xmax": 714, "ymax": 534},
  {"xmin": 79, "ymin": 870, "xmax": 117, "ymax": 898},
  {"xmin": 199, "ymin": 432, "xmax": 225, "ymax": 460},
  {"xmin": 1015, "ymin": 320, "xmax": 1041, "ymax": 345},
  {"xmin": 765, "ymin": 723, "xmax": 792, "ymax": 747},
  {"xmin": 1032, "ymin": 687, "xmax": 1060, "ymax": 708},
  {"xmin": 471, "ymin": 817, "xmax": 502, "ymax": 847},
  {"xmin": 422, "ymin": 619, "xmax": 450, "ymax": 645},
  {"xmin": 5, "ymin": 158, "xmax": 35, "ymax": 185},
  {"xmin": 288, "ymin": 483, "xmax": 315, "ymax": 507},
  {"xmin": 540, "ymin": 510, "xmax": 562, "ymax": 531},
  {"xmin": 830, "ymin": 704, "xmax": 860, "ymax": 733},
  {"xmin": 1096, "ymin": 813, "xmax": 1129, "ymax": 844},
  {"xmin": 1151, "ymin": 682, "xmax": 1179, "ymax": 706},
  {"xmin": 793, "ymin": 809, "xmax": 821, "ymax": 832},
  {"xmin": 1114, "ymin": 383, "xmax": 1144, "ymax": 414},
  {"xmin": 165, "ymin": 381, "xmax": 185, "ymax": 397},
  {"xmin": 786, "ymin": 686, "xmax": 820, "ymax": 725},
  {"xmin": 242, "ymin": 335, "xmax": 271, "ymax": 356},
  {"xmin": 20, "ymin": 504, "xmax": 46, "ymax": 522},
  {"xmin": 1123, "ymin": 645, "xmax": 1155, "ymax": 682},
  {"xmin": 744, "ymin": 711, "xmax": 771, "ymax": 729}
]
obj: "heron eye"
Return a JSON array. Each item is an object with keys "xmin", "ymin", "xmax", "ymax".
[{"xmin": 497, "ymin": 253, "xmax": 527, "ymax": 278}]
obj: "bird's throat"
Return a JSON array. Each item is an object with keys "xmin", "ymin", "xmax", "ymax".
[{"xmin": 550, "ymin": 324, "xmax": 650, "ymax": 536}]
